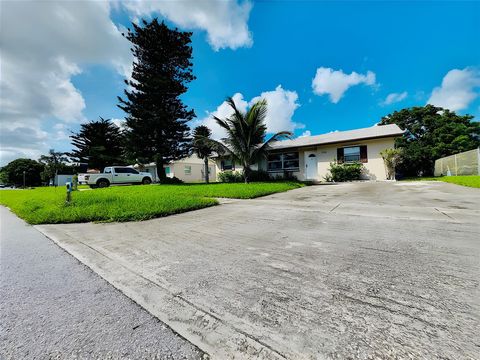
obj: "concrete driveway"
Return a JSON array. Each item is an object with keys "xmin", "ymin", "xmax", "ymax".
[{"xmin": 37, "ymin": 182, "xmax": 480, "ymax": 359}]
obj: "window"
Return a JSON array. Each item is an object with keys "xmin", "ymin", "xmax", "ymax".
[
  {"xmin": 184, "ymin": 165, "xmax": 192, "ymax": 175},
  {"xmin": 337, "ymin": 145, "xmax": 368, "ymax": 163},
  {"xmin": 344, "ymin": 146, "xmax": 361, "ymax": 162},
  {"xmin": 221, "ymin": 159, "xmax": 234, "ymax": 171},
  {"xmin": 165, "ymin": 167, "xmax": 170, "ymax": 174},
  {"xmin": 114, "ymin": 167, "xmax": 128, "ymax": 173},
  {"xmin": 267, "ymin": 152, "xmax": 299, "ymax": 172},
  {"xmin": 126, "ymin": 168, "xmax": 139, "ymax": 174},
  {"xmin": 104, "ymin": 168, "xmax": 112, "ymax": 174}
]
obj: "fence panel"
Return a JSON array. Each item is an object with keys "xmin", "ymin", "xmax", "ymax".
[{"xmin": 434, "ymin": 148, "xmax": 479, "ymax": 176}]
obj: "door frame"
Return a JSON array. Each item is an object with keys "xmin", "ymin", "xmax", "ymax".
[{"xmin": 305, "ymin": 152, "xmax": 318, "ymax": 180}]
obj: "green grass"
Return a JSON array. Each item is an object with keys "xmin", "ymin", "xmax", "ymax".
[
  {"xmin": 0, "ymin": 182, "xmax": 303, "ymax": 224},
  {"xmin": 403, "ymin": 175, "xmax": 480, "ymax": 188}
]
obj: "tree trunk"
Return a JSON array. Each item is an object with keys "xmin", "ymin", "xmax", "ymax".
[
  {"xmin": 243, "ymin": 166, "xmax": 250, "ymax": 184},
  {"xmin": 155, "ymin": 155, "xmax": 167, "ymax": 183},
  {"xmin": 204, "ymin": 157, "xmax": 209, "ymax": 183}
]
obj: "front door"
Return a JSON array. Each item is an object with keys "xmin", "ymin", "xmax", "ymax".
[{"xmin": 306, "ymin": 153, "xmax": 318, "ymax": 180}]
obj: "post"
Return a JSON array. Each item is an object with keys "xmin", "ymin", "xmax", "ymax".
[
  {"xmin": 23, "ymin": 170, "xmax": 26, "ymax": 188},
  {"xmin": 65, "ymin": 182, "xmax": 72, "ymax": 203},
  {"xmin": 477, "ymin": 147, "xmax": 480, "ymax": 176},
  {"xmin": 454, "ymin": 154, "xmax": 458, "ymax": 176}
]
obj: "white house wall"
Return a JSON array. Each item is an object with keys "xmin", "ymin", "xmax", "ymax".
[{"xmin": 214, "ymin": 137, "xmax": 395, "ymax": 181}]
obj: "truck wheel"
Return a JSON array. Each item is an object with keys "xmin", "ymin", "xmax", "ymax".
[
  {"xmin": 97, "ymin": 179, "xmax": 110, "ymax": 188},
  {"xmin": 142, "ymin": 177, "xmax": 152, "ymax": 185}
]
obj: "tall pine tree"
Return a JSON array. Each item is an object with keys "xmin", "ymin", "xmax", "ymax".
[
  {"xmin": 118, "ymin": 19, "xmax": 195, "ymax": 182},
  {"xmin": 69, "ymin": 117, "xmax": 125, "ymax": 170}
]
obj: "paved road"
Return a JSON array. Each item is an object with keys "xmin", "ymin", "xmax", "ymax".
[
  {"xmin": 37, "ymin": 181, "xmax": 480, "ymax": 359},
  {"xmin": 0, "ymin": 206, "xmax": 204, "ymax": 360}
]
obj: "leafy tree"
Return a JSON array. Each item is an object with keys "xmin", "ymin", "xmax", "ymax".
[
  {"xmin": 380, "ymin": 148, "xmax": 403, "ymax": 180},
  {"xmin": 118, "ymin": 19, "xmax": 195, "ymax": 182},
  {"xmin": 210, "ymin": 97, "xmax": 292, "ymax": 183},
  {"xmin": 193, "ymin": 125, "xmax": 214, "ymax": 183},
  {"xmin": 69, "ymin": 117, "xmax": 124, "ymax": 170},
  {"xmin": 39, "ymin": 149, "xmax": 70, "ymax": 186},
  {"xmin": 0, "ymin": 158, "xmax": 44, "ymax": 187},
  {"xmin": 379, "ymin": 105, "xmax": 480, "ymax": 176}
]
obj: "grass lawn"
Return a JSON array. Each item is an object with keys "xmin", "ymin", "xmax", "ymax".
[
  {"xmin": 0, "ymin": 182, "xmax": 303, "ymax": 224},
  {"xmin": 403, "ymin": 175, "xmax": 480, "ymax": 188}
]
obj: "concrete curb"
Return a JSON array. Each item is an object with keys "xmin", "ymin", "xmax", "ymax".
[{"xmin": 35, "ymin": 225, "xmax": 286, "ymax": 360}]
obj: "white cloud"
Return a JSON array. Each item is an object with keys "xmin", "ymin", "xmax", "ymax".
[
  {"xmin": 112, "ymin": 118, "xmax": 127, "ymax": 131},
  {"xmin": 299, "ymin": 130, "xmax": 311, "ymax": 138},
  {"xmin": 382, "ymin": 91, "xmax": 408, "ymax": 105},
  {"xmin": 0, "ymin": 0, "xmax": 132, "ymax": 165},
  {"xmin": 123, "ymin": 0, "xmax": 253, "ymax": 50},
  {"xmin": 427, "ymin": 67, "xmax": 480, "ymax": 111},
  {"xmin": 191, "ymin": 93, "xmax": 248, "ymax": 139},
  {"xmin": 250, "ymin": 85, "xmax": 303, "ymax": 133},
  {"xmin": 192, "ymin": 86, "xmax": 302, "ymax": 139},
  {"xmin": 311, "ymin": 67, "xmax": 376, "ymax": 103}
]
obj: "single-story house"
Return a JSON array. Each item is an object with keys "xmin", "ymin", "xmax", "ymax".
[
  {"xmin": 214, "ymin": 124, "xmax": 404, "ymax": 181},
  {"xmin": 132, "ymin": 154, "xmax": 216, "ymax": 183}
]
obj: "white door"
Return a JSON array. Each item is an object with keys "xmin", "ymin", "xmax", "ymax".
[{"xmin": 306, "ymin": 154, "xmax": 318, "ymax": 180}]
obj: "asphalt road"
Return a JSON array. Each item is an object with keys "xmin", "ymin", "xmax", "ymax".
[{"xmin": 0, "ymin": 206, "xmax": 204, "ymax": 359}]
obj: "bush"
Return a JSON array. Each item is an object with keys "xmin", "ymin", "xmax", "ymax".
[
  {"xmin": 161, "ymin": 176, "xmax": 183, "ymax": 184},
  {"xmin": 326, "ymin": 162, "xmax": 364, "ymax": 182},
  {"xmin": 248, "ymin": 170, "xmax": 272, "ymax": 182},
  {"xmin": 218, "ymin": 170, "xmax": 244, "ymax": 183}
]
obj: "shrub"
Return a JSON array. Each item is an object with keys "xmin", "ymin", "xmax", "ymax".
[
  {"xmin": 326, "ymin": 162, "xmax": 364, "ymax": 182},
  {"xmin": 218, "ymin": 171, "xmax": 244, "ymax": 183},
  {"xmin": 248, "ymin": 170, "xmax": 272, "ymax": 182},
  {"xmin": 161, "ymin": 176, "xmax": 183, "ymax": 184}
]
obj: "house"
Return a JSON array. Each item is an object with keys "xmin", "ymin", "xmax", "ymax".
[
  {"xmin": 214, "ymin": 124, "xmax": 404, "ymax": 181},
  {"xmin": 133, "ymin": 154, "xmax": 216, "ymax": 183}
]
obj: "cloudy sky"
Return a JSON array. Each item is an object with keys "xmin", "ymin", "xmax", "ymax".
[{"xmin": 1, "ymin": 0, "xmax": 479, "ymax": 165}]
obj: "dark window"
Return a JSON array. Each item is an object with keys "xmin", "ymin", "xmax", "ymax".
[
  {"xmin": 126, "ymin": 168, "xmax": 139, "ymax": 174},
  {"xmin": 267, "ymin": 152, "xmax": 299, "ymax": 172},
  {"xmin": 344, "ymin": 146, "xmax": 361, "ymax": 162},
  {"xmin": 114, "ymin": 167, "xmax": 128, "ymax": 173},
  {"xmin": 338, "ymin": 145, "xmax": 368, "ymax": 164},
  {"xmin": 221, "ymin": 159, "xmax": 234, "ymax": 171}
]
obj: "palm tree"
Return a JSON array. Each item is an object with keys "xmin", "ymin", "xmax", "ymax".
[
  {"xmin": 193, "ymin": 125, "xmax": 214, "ymax": 183},
  {"xmin": 211, "ymin": 97, "xmax": 292, "ymax": 183}
]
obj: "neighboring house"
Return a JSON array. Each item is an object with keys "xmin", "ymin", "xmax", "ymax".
[
  {"xmin": 214, "ymin": 124, "xmax": 404, "ymax": 181},
  {"xmin": 133, "ymin": 155, "xmax": 216, "ymax": 183}
]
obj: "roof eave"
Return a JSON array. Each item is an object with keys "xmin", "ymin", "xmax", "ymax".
[{"xmin": 269, "ymin": 132, "xmax": 404, "ymax": 151}]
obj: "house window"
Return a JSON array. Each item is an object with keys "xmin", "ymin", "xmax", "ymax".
[
  {"xmin": 221, "ymin": 159, "xmax": 234, "ymax": 171},
  {"xmin": 267, "ymin": 152, "xmax": 299, "ymax": 172},
  {"xmin": 165, "ymin": 167, "xmax": 170, "ymax": 174},
  {"xmin": 344, "ymin": 146, "xmax": 361, "ymax": 162},
  {"xmin": 184, "ymin": 166, "xmax": 191, "ymax": 175},
  {"xmin": 337, "ymin": 145, "xmax": 368, "ymax": 163}
]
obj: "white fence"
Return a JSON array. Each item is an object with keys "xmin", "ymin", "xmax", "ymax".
[{"xmin": 434, "ymin": 148, "xmax": 480, "ymax": 176}]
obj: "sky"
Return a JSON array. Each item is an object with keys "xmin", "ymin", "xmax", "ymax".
[{"xmin": 1, "ymin": 0, "xmax": 479, "ymax": 165}]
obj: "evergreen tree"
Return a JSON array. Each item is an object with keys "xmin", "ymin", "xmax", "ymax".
[
  {"xmin": 380, "ymin": 105, "xmax": 480, "ymax": 176},
  {"xmin": 118, "ymin": 19, "xmax": 195, "ymax": 182},
  {"xmin": 69, "ymin": 117, "xmax": 124, "ymax": 170}
]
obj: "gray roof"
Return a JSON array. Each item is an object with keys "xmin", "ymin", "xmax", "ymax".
[{"xmin": 268, "ymin": 124, "xmax": 404, "ymax": 150}]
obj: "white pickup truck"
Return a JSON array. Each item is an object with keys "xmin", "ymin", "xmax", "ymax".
[{"xmin": 79, "ymin": 166, "xmax": 153, "ymax": 188}]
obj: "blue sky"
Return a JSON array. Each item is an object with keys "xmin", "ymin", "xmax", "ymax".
[{"xmin": 1, "ymin": 0, "xmax": 479, "ymax": 164}]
